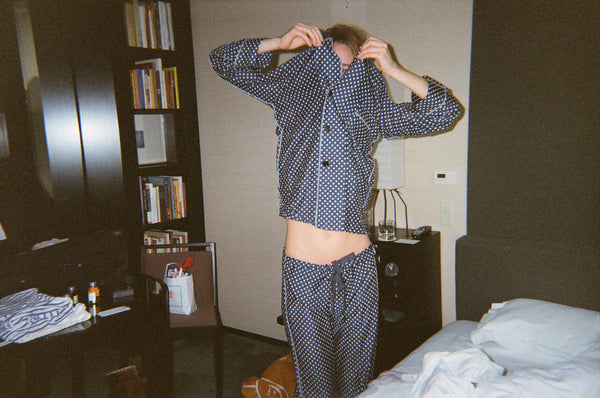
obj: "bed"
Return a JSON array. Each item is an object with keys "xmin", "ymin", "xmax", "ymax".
[
  {"xmin": 241, "ymin": 235, "xmax": 599, "ymax": 398},
  {"xmin": 358, "ymin": 236, "xmax": 600, "ymax": 398},
  {"xmin": 359, "ymin": 299, "xmax": 599, "ymax": 397}
]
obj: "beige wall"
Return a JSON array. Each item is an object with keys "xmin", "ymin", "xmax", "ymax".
[{"xmin": 190, "ymin": 0, "xmax": 472, "ymax": 340}]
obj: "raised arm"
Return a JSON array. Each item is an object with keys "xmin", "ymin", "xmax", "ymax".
[
  {"xmin": 357, "ymin": 36, "xmax": 462, "ymax": 136},
  {"xmin": 258, "ymin": 22, "xmax": 323, "ymax": 54},
  {"xmin": 357, "ymin": 36, "xmax": 428, "ymax": 99},
  {"xmin": 209, "ymin": 23, "xmax": 322, "ymax": 106}
]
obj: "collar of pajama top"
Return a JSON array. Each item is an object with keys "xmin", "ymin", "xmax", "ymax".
[{"xmin": 210, "ymin": 37, "xmax": 462, "ymax": 234}]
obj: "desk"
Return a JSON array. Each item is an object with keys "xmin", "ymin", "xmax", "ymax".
[{"xmin": 0, "ymin": 275, "xmax": 173, "ymax": 398}]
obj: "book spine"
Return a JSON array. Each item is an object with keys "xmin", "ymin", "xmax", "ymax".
[
  {"xmin": 165, "ymin": 2, "xmax": 174, "ymax": 50},
  {"xmin": 163, "ymin": 67, "xmax": 178, "ymax": 109},
  {"xmin": 124, "ymin": 1, "xmax": 137, "ymax": 46},
  {"xmin": 138, "ymin": 176, "xmax": 147, "ymax": 224},
  {"xmin": 136, "ymin": 2, "xmax": 147, "ymax": 47}
]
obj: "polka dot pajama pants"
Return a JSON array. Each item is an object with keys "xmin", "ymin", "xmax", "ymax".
[{"xmin": 281, "ymin": 245, "xmax": 379, "ymax": 398}]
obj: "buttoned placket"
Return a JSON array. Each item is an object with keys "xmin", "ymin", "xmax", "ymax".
[
  {"xmin": 316, "ymin": 55, "xmax": 355, "ymax": 229},
  {"xmin": 316, "ymin": 43, "xmax": 340, "ymax": 228},
  {"xmin": 315, "ymin": 92, "xmax": 328, "ymax": 227}
]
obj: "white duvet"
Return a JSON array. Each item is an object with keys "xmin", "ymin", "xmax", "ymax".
[
  {"xmin": 363, "ymin": 349, "xmax": 599, "ymax": 398},
  {"xmin": 360, "ymin": 321, "xmax": 600, "ymax": 398}
]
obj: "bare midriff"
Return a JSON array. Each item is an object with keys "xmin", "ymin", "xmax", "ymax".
[{"xmin": 284, "ymin": 219, "xmax": 371, "ymax": 265}]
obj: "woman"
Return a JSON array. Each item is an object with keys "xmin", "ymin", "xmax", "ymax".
[{"xmin": 210, "ymin": 23, "xmax": 461, "ymax": 397}]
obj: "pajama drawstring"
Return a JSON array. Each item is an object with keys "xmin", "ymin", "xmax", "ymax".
[{"xmin": 330, "ymin": 252, "xmax": 355, "ymax": 333}]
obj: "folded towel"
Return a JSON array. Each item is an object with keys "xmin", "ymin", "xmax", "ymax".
[{"xmin": 0, "ymin": 288, "xmax": 91, "ymax": 344}]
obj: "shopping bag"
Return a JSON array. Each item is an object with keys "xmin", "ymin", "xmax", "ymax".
[{"xmin": 163, "ymin": 262, "xmax": 197, "ymax": 315}]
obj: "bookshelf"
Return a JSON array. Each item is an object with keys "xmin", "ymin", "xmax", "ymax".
[
  {"xmin": 0, "ymin": 0, "xmax": 204, "ymax": 262},
  {"xmin": 115, "ymin": 0, "xmax": 205, "ymax": 253}
]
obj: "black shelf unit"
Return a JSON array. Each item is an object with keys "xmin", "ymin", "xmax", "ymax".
[{"xmin": 113, "ymin": 0, "xmax": 205, "ymax": 258}]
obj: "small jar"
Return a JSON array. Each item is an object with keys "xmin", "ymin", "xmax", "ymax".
[
  {"xmin": 88, "ymin": 281, "xmax": 100, "ymax": 305},
  {"xmin": 67, "ymin": 286, "xmax": 79, "ymax": 304}
]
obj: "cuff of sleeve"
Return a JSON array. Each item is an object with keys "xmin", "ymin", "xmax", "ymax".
[
  {"xmin": 411, "ymin": 75, "xmax": 449, "ymax": 113},
  {"xmin": 237, "ymin": 38, "xmax": 272, "ymax": 69}
]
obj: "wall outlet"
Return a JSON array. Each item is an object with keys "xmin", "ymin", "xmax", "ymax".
[{"xmin": 441, "ymin": 202, "xmax": 454, "ymax": 225}]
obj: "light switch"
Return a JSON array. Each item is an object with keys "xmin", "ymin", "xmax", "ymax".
[{"xmin": 434, "ymin": 171, "xmax": 458, "ymax": 184}]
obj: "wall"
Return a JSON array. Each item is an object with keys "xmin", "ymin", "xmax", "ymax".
[
  {"xmin": 467, "ymin": 0, "xmax": 599, "ymax": 245},
  {"xmin": 191, "ymin": 0, "xmax": 472, "ymax": 339},
  {"xmin": 456, "ymin": 0, "xmax": 599, "ymax": 319}
]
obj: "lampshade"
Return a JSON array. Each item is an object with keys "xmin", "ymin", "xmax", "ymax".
[{"xmin": 373, "ymin": 138, "xmax": 405, "ymax": 189}]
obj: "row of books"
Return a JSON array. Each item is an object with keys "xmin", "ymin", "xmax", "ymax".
[
  {"xmin": 139, "ymin": 175, "xmax": 186, "ymax": 225},
  {"xmin": 130, "ymin": 58, "xmax": 179, "ymax": 109},
  {"xmin": 124, "ymin": 0, "xmax": 175, "ymax": 50},
  {"xmin": 144, "ymin": 229, "xmax": 188, "ymax": 252}
]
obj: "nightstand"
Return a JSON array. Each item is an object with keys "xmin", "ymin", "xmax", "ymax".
[{"xmin": 372, "ymin": 229, "xmax": 441, "ymax": 373}]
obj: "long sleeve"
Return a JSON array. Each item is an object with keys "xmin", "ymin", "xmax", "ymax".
[
  {"xmin": 209, "ymin": 38, "xmax": 302, "ymax": 108},
  {"xmin": 376, "ymin": 74, "xmax": 463, "ymax": 138}
]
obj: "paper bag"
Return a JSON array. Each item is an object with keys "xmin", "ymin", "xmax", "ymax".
[{"xmin": 163, "ymin": 263, "xmax": 197, "ymax": 315}]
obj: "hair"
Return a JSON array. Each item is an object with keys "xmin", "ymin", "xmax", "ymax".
[{"xmin": 324, "ymin": 24, "xmax": 367, "ymax": 55}]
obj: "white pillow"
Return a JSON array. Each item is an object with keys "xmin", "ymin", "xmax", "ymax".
[{"xmin": 471, "ymin": 299, "xmax": 600, "ymax": 363}]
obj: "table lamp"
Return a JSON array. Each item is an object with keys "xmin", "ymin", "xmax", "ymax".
[{"xmin": 371, "ymin": 138, "xmax": 409, "ymax": 240}]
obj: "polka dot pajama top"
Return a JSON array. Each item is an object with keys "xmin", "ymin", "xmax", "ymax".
[{"xmin": 209, "ymin": 37, "xmax": 462, "ymax": 234}]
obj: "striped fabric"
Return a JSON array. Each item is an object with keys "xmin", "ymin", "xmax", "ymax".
[{"xmin": 0, "ymin": 288, "xmax": 74, "ymax": 343}]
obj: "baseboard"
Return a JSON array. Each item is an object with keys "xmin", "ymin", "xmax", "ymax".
[{"xmin": 222, "ymin": 326, "xmax": 289, "ymax": 347}]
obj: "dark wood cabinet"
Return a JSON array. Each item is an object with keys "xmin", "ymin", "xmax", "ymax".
[{"xmin": 373, "ymin": 230, "xmax": 441, "ymax": 373}]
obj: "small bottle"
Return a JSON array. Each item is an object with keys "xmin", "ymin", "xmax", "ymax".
[
  {"xmin": 88, "ymin": 281, "xmax": 100, "ymax": 305},
  {"xmin": 68, "ymin": 286, "xmax": 79, "ymax": 304},
  {"xmin": 89, "ymin": 304, "xmax": 99, "ymax": 318}
]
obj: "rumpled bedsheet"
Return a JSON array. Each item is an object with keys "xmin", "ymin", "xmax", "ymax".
[
  {"xmin": 361, "ymin": 348, "xmax": 600, "ymax": 398},
  {"xmin": 410, "ymin": 348, "xmax": 504, "ymax": 397},
  {"xmin": 0, "ymin": 288, "xmax": 90, "ymax": 344}
]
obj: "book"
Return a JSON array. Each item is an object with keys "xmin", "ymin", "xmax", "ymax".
[
  {"xmin": 163, "ymin": 67, "xmax": 179, "ymax": 109},
  {"xmin": 124, "ymin": 0, "xmax": 175, "ymax": 50},
  {"xmin": 166, "ymin": 229, "xmax": 188, "ymax": 246},
  {"xmin": 136, "ymin": 1, "xmax": 147, "ymax": 47},
  {"xmin": 124, "ymin": 1, "xmax": 137, "ymax": 46},
  {"xmin": 143, "ymin": 229, "xmax": 188, "ymax": 252},
  {"xmin": 144, "ymin": 229, "xmax": 171, "ymax": 253},
  {"xmin": 138, "ymin": 176, "xmax": 186, "ymax": 224},
  {"xmin": 164, "ymin": 1, "xmax": 174, "ymax": 50},
  {"xmin": 130, "ymin": 59, "xmax": 178, "ymax": 109}
]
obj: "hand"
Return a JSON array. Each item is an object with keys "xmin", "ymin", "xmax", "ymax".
[
  {"xmin": 259, "ymin": 23, "xmax": 322, "ymax": 54},
  {"xmin": 358, "ymin": 36, "xmax": 428, "ymax": 98},
  {"xmin": 357, "ymin": 37, "xmax": 398, "ymax": 75},
  {"xmin": 277, "ymin": 23, "xmax": 323, "ymax": 50}
]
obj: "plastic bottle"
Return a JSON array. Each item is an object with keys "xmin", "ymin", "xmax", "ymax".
[{"xmin": 88, "ymin": 281, "xmax": 100, "ymax": 305}]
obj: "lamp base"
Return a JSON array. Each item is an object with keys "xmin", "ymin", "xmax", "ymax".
[{"xmin": 369, "ymin": 227, "xmax": 414, "ymax": 243}]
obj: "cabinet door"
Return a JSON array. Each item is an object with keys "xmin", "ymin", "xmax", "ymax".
[
  {"xmin": 27, "ymin": 0, "xmax": 86, "ymax": 221},
  {"xmin": 68, "ymin": 1, "xmax": 125, "ymax": 223},
  {"xmin": 24, "ymin": 0, "xmax": 125, "ymax": 230}
]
